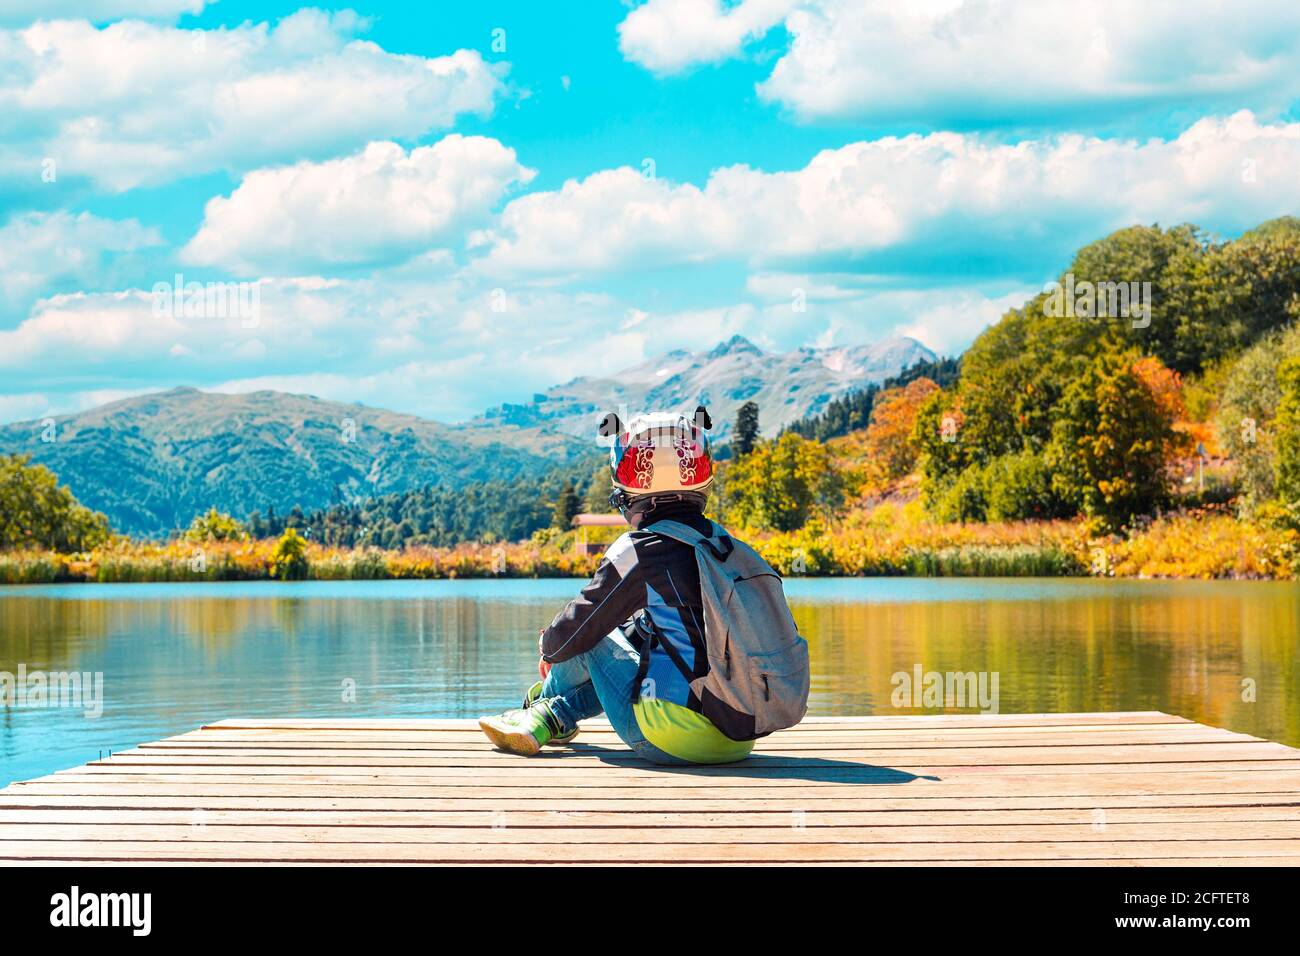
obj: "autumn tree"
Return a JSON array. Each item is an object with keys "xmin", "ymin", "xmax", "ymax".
[
  {"xmin": 271, "ymin": 527, "xmax": 309, "ymax": 580},
  {"xmin": 1047, "ymin": 353, "xmax": 1178, "ymax": 531},
  {"xmin": 859, "ymin": 377, "xmax": 940, "ymax": 489},
  {"xmin": 185, "ymin": 508, "xmax": 247, "ymax": 542}
]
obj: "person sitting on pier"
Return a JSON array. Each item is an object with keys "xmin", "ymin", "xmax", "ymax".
[{"xmin": 478, "ymin": 406, "xmax": 809, "ymax": 765}]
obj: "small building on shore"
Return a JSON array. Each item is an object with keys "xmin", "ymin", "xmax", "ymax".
[{"xmin": 570, "ymin": 512, "xmax": 628, "ymax": 556}]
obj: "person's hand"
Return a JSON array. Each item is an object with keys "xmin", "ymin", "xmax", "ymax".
[{"xmin": 537, "ymin": 629, "xmax": 550, "ymax": 679}]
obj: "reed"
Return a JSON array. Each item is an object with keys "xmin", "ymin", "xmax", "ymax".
[{"xmin": 0, "ymin": 506, "xmax": 1292, "ymax": 583}]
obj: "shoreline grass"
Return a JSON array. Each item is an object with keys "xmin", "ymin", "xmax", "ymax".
[{"xmin": 1, "ymin": 506, "xmax": 1292, "ymax": 584}]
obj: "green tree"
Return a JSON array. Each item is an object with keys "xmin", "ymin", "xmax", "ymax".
[
  {"xmin": 1046, "ymin": 353, "xmax": 1175, "ymax": 532},
  {"xmin": 931, "ymin": 463, "xmax": 989, "ymax": 523},
  {"xmin": 0, "ymin": 454, "xmax": 110, "ymax": 551},
  {"xmin": 1216, "ymin": 322, "xmax": 1300, "ymax": 507},
  {"xmin": 1217, "ymin": 217, "xmax": 1300, "ymax": 351},
  {"xmin": 270, "ymin": 527, "xmax": 309, "ymax": 580},
  {"xmin": 983, "ymin": 450, "xmax": 1071, "ymax": 521},
  {"xmin": 1274, "ymin": 355, "xmax": 1300, "ymax": 504},
  {"xmin": 726, "ymin": 432, "xmax": 842, "ymax": 532},
  {"xmin": 582, "ymin": 462, "xmax": 614, "ymax": 512},
  {"xmin": 914, "ymin": 219, "xmax": 1300, "ymax": 518},
  {"xmin": 551, "ymin": 482, "xmax": 580, "ymax": 530},
  {"xmin": 733, "ymin": 401, "xmax": 760, "ymax": 457},
  {"xmin": 929, "ymin": 450, "xmax": 1069, "ymax": 524},
  {"xmin": 913, "ymin": 390, "xmax": 969, "ymax": 508},
  {"xmin": 185, "ymin": 508, "xmax": 246, "ymax": 542}
]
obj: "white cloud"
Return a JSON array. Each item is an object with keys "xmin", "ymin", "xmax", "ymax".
[
  {"xmin": 745, "ymin": 275, "xmax": 1035, "ymax": 355},
  {"xmin": 0, "ymin": 10, "xmax": 504, "ymax": 192},
  {"xmin": 620, "ymin": 302, "xmax": 761, "ymax": 350},
  {"xmin": 183, "ymin": 136, "xmax": 535, "ymax": 275},
  {"xmin": 620, "ymin": 0, "xmax": 1300, "ymax": 125},
  {"xmin": 0, "ymin": 210, "xmax": 161, "ymax": 315},
  {"xmin": 0, "ymin": 1, "xmax": 208, "ymax": 25},
  {"xmin": 0, "ymin": 257, "xmax": 1042, "ymax": 422},
  {"xmin": 0, "ymin": 387, "xmax": 158, "ymax": 425},
  {"xmin": 0, "ymin": 275, "xmax": 637, "ymax": 421},
  {"xmin": 746, "ymin": 271, "xmax": 870, "ymax": 303},
  {"xmin": 477, "ymin": 112, "xmax": 1300, "ymax": 279},
  {"xmin": 881, "ymin": 287, "xmax": 1036, "ymax": 356},
  {"xmin": 618, "ymin": 0, "xmax": 794, "ymax": 74}
]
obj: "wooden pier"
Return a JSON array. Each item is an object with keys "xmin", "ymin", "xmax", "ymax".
[{"xmin": 2, "ymin": 712, "xmax": 1298, "ymax": 865}]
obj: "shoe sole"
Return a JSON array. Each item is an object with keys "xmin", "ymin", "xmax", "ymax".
[{"xmin": 478, "ymin": 716, "xmax": 542, "ymax": 756}]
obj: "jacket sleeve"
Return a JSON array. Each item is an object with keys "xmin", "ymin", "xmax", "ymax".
[{"xmin": 540, "ymin": 537, "xmax": 645, "ymax": 663}]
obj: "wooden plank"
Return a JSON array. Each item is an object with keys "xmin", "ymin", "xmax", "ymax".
[
  {"xmin": 2, "ymin": 838, "xmax": 1298, "ymax": 863},
  {"xmin": 4, "ymin": 792, "xmax": 1299, "ymax": 813},
  {"xmin": 7, "ymin": 857, "xmax": 1292, "ymax": 868},
  {"xmin": 2, "ymin": 806, "xmax": 1298, "ymax": 827},
  {"xmin": 7, "ymin": 790, "xmax": 1300, "ymax": 811},
  {"xmin": 204, "ymin": 712, "xmax": 1189, "ymax": 732},
  {"xmin": 7, "ymin": 821, "xmax": 1300, "ymax": 845},
  {"xmin": 43, "ymin": 757, "xmax": 1300, "ymax": 780},
  {"xmin": 141, "ymin": 728, "xmax": 1250, "ymax": 750},
  {"xmin": 3, "ymin": 712, "xmax": 1297, "ymax": 866},
  {"xmin": 165, "ymin": 723, "xmax": 1216, "ymax": 749},
  {"xmin": 101, "ymin": 740, "xmax": 1289, "ymax": 767},
  {"xmin": 13, "ymin": 768, "xmax": 1300, "ymax": 796}
]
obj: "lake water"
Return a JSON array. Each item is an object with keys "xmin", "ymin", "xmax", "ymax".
[{"xmin": 1, "ymin": 578, "xmax": 1297, "ymax": 786}]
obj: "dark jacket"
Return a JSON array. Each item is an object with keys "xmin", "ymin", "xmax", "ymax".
[{"xmin": 540, "ymin": 501, "xmax": 718, "ymax": 666}]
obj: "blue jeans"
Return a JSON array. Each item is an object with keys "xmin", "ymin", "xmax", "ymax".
[{"xmin": 541, "ymin": 627, "xmax": 691, "ymax": 766}]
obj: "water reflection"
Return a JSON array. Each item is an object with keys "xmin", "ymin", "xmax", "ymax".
[{"xmin": 1, "ymin": 578, "xmax": 1296, "ymax": 786}]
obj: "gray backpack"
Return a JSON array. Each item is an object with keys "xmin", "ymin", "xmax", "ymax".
[{"xmin": 645, "ymin": 519, "xmax": 810, "ymax": 740}]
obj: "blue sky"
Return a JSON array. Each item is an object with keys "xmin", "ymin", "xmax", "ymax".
[{"xmin": 2, "ymin": 0, "xmax": 1300, "ymax": 424}]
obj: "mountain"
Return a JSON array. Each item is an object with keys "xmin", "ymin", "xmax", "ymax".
[
  {"xmin": 479, "ymin": 334, "xmax": 937, "ymax": 440},
  {"xmin": 0, "ymin": 333, "xmax": 936, "ymax": 538},
  {"xmin": 0, "ymin": 388, "xmax": 589, "ymax": 537}
]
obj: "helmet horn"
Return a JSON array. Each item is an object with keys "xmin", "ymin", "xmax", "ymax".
[{"xmin": 597, "ymin": 411, "xmax": 622, "ymax": 438}]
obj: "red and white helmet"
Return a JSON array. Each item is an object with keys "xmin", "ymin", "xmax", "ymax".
[{"xmin": 599, "ymin": 405, "xmax": 714, "ymax": 497}]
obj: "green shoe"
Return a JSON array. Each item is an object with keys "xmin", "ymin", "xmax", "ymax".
[
  {"xmin": 523, "ymin": 680, "xmax": 579, "ymax": 744},
  {"xmin": 479, "ymin": 698, "xmax": 570, "ymax": 756}
]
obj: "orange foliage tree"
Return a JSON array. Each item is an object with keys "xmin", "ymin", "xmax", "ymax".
[
  {"xmin": 858, "ymin": 377, "xmax": 941, "ymax": 491},
  {"xmin": 1132, "ymin": 355, "xmax": 1194, "ymax": 463}
]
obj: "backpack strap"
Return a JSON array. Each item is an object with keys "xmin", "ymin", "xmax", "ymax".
[
  {"xmin": 629, "ymin": 617, "xmax": 655, "ymax": 704},
  {"xmin": 646, "ymin": 519, "xmax": 734, "ymax": 560}
]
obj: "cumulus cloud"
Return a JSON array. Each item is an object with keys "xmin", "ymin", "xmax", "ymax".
[
  {"xmin": 618, "ymin": 0, "xmax": 794, "ymax": 74},
  {"xmin": 0, "ymin": 276, "xmax": 643, "ymax": 421},
  {"xmin": 476, "ymin": 112, "xmax": 1300, "ymax": 280},
  {"xmin": 620, "ymin": 0, "xmax": 1300, "ymax": 125},
  {"xmin": 0, "ymin": 210, "xmax": 161, "ymax": 316},
  {"xmin": 0, "ymin": 1, "xmax": 207, "ymax": 25},
  {"xmin": 744, "ymin": 271, "xmax": 1036, "ymax": 355},
  {"xmin": 878, "ymin": 287, "xmax": 1037, "ymax": 356},
  {"xmin": 0, "ymin": 256, "xmax": 1044, "ymax": 421},
  {"xmin": 0, "ymin": 10, "xmax": 504, "ymax": 192},
  {"xmin": 183, "ymin": 136, "xmax": 535, "ymax": 275}
]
